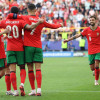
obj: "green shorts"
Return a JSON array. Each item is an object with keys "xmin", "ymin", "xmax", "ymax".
[
  {"xmin": 25, "ymin": 46, "xmax": 43, "ymax": 63},
  {"xmin": 88, "ymin": 53, "xmax": 100, "ymax": 65},
  {"xmin": 0, "ymin": 58, "xmax": 6, "ymax": 68},
  {"xmin": 7, "ymin": 51, "xmax": 25, "ymax": 66}
]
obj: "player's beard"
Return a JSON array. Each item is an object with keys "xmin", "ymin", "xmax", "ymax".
[{"xmin": 90, "ymin": 23, "xmax": 95, "ymax": 26}]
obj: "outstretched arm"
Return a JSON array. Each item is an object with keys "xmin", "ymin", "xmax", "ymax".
[
  {"xmin": 0, "ymin": 29, "xmax": 10, "ymax": 36},
  {"xmin": 24, "ymin": 19, "xmax": 44, "ymax": 30},
  {"xmin": 44, "ymin": 21, "xmax": 63, "ymax": 29},
  {"xmin": 64, "ymin": 34, "xmax": 82, "ymax": 43}
]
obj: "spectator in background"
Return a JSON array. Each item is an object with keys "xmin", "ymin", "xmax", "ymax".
[
  {"xmin": 53, "ymin": 18, "xmax": 58, "ymax": 24},
  {"xmin": 82, "ymin": 17, "xmax": 88, "ymax": 27},
  {"xmin": 68, "ymin": 41, "xmax": 75, "ymax": 51},
  {"xmin": 49, "ymin": 34, "xmax": 55, "ymax": 41},
  {"xmin": 61, "ymin": 30, "xmax": 68, "ymax": 51},
  {"xmin": 76, "ymin": 12, "xmax": 84, "ymax": 26},
  {"xmin": 79, "ymin": 37, "xmax": 85, "ymax": 51}
]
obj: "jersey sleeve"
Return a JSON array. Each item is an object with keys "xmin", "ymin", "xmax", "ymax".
[
  {"xmin": 81, "ymin": 28, "xmax": 88, "ymax": 37},
  {"xmin": 0, "ymin": 20, "xmax": 6, "ymax": 28},
  {"xmin": 43, "ymin": 21, "xmax": 61, "ymax": 29},
  {"xmin": 20, "ymin": 20, "xmax": 28, "ymax": 29}
]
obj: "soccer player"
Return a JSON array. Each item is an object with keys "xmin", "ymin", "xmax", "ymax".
[
  {"xmin": 0, "ymin": 28, "xmax": 13, "ymax": 95},
  {"xmin": 9, "ymin": 4, "xmax": 63, "ymax": 96},
  {"xmin": 0, "ymin": 6, "xmax": 44, "ymax": 96},
  {"xmin": 64, "ymin": 15, "xmax": 100, "ymax": 85}
]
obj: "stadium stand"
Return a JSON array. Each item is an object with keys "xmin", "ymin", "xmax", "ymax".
[{"xmin": 0, "ymin": 0, "xmax": 100, "ymax": 51}]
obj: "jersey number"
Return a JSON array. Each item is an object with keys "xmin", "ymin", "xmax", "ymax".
[
  {"xmin": 6, "ymin": 25, "xmax": 19, "ymax": 38},
  {"xmin": 89, "ymin": 36, "xmax": 91, "ymax": 41}
]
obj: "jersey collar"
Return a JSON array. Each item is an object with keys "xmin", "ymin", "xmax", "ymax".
[{"xmin": 90, "ymin": 26, "xmax": 98, "ymax": 31}]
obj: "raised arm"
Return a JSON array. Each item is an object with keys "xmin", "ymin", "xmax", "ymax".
[
  {"xmin": 64, "ymin": 34, "xmax": 82, "ymax": 43},
  {"xmin": 24, "ymin": 19, "xmax": 44, "ymax": 30},
  {"xmin": 44, "ymin": 21, "xmax": 63, "ymax": 29}
]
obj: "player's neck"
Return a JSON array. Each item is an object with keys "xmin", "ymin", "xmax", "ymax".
[
  {"xmin": 28, "ymin": 12, "xmax": 35, "ymax": 16},
  {"xmin": 90, "ymin": 25, "xmax": 98, "ymax": 31}
]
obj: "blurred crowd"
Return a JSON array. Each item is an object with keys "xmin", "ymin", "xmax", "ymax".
[{"xmin": 0, "ymin": 0, "xmax": 100, "ymax": 51}]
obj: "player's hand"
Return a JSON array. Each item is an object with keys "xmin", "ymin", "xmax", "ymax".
[
  {"xmin": 5, "ymin": 28, "xmax": 11, "ymax": 35},
  {"xmin": 3, "ymin": 36, "xmax": 8, "ymax": 40},
  {"xmin": 38, "ymin": 19, "xmax": 44, "ymax": 23},
  {"xmin": 63, "ymin": 39, "xmax": 69, "ymax": 43}
]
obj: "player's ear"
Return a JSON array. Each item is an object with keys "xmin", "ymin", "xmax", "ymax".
[
  {"xmin": 35, "ymin": 9, "xmax": 37, "ymax": 12},
  {"xmin": 27, "ymin": 9, "xmax": 29, "ymax": 13}
]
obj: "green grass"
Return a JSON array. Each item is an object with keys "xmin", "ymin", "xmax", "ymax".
[{"xmin": 0, "ymin": 57, "xmax": 100, "ymax": 100}]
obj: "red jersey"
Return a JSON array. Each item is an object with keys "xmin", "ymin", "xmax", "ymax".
[
  {"xmin": 81, "ymin": 26, "xmax": 100, "ymax": 54},
  {"xmin": 0, "ymin": 19, "xmax": 27, "ymax": 51},
  {"xmin": 22, "ymin": 15, "xmax": 61, "ymax": 48},
  {"xmin": 0, "ymin": 34, "xmax": 6, "ymax": 59}
]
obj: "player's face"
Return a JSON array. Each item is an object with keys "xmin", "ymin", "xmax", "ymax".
[{"xmin": 89, "ymin": 17, "xmax": 96, "ymax": 26}]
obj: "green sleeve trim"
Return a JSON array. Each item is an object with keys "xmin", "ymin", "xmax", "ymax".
[{"xmin": 24, "ymin": 24, "xmax": 28, "ymax": 29}]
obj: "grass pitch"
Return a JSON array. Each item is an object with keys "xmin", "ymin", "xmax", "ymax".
[{"xmin": 0, "ymin": 57, "xmax": 100, "ymax": 100}]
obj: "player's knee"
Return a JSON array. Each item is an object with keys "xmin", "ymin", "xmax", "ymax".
[
  {"xmin": 5, "ymin": 68, "xmax": 10, "ymax": 74},
  {"xmin": 95, "ymin": 66, "xmax": 99, "ymax": 69},
  {"xmin": 27, "ymin": 63, "xmax": 33, "ymax": 70},
  {"xmin": 91, "ymin": 68, "xmax": 94, "ymax": 71},
  {"xmin": 35, "ymin": 66, "xmax": 41, "ymax": 70},
  {"xmin": 0, "ymin": 76, "xmax": 3, "ymax": 79},
  {"xmin": 19, "ymin": 65, "xmax": 25, "ymax": 70},
  {"xmin": 9, "ymin": 64, "xmax": 16, "ymax": 71}
]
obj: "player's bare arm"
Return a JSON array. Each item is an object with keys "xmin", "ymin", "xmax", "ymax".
[
  {"xmin": 64, "ymin": 34, "xmax": 82, "ymax": 43},
  {"xmin": 60, "ymin": 23, "xmax": 64, "ymax": 27},
  {"xmin": 0, "ymin": 29, "xmax": 10, "ymax": 36},
  {"xmin": 25, "ymin": 19, "xmax": 44, "ymax": 30}
]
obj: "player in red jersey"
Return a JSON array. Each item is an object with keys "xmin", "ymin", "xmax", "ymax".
[
  {"xmin": 0, "ymin": 6, "xmax": 44, "ymax": 96},
  {"xmin": 8, "ymin": 4, "xmax": 63, "ymax": 96},
  {"xmin": 0, "ymin": 29, "xmax": 14, "ymax": 95},
  {"xmin": 64, "ymin": 15, "xmax": 100, "ymax": 85}
]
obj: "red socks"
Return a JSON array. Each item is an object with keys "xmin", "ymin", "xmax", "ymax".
[
  {"xmin": 10, "ymin": 72, "xmax": 17, "ymax": 90},
  {"xmin": 5, "ymin": 74, "xmax": 11, "ymax": 91},
  {"xmin": 20, "ymin": 69, "xmax": 26, "ymax": 84},
  {"xmin": 28, "ymin": 70, "xmax": 35, "ymax": 90},
  {"xmin": 95, "ymin": 68, "xmax": 99, "ymax": 80},
  {"xmin": 36, "ymin": 69, "xmax": 42, "ymax": 88}
]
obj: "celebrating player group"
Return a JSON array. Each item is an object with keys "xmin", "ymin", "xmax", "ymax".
[{"xmin": 0, "ymin": 3, "xmax": 63, "ymax": 96}]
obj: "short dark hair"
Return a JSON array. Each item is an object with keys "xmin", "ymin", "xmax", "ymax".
[
  {"xmin": 89, "ymin": 15, "xmax": 97, "ymax": 20},
  {"xmin": 28, "ymin": 3, "xmax": 36, "ymax": 10},
  {"xmin": 11, "ymin": 6, "xmax": 19, "ymax": 14}
]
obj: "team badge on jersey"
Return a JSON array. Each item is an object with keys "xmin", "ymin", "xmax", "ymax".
[{"xmin": 97, "ymin": 32, "xmax": 99, "ymax": 36}]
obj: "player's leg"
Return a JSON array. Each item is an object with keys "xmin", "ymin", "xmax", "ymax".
[
  {"xmin": 88, "ymin": 54, "xmax": 95, "ymax": 76},
  {"xmin": 90, "ymin": 64, "xmax": 95, "ymax": 76},
  {"xmin": 5, "ymin": 67, "xmax": 13, "ymax": 95},
  {"xmin": 0, "ymin": 58, "xmax": 13, "ymax": 95},
  {"xmin": 34, "ymin": 48, "xmax": 43, "ymax": 96},
  {"xmin": 0, "ymin": 59, "xmax": 6, "ymax": 78},
  {"xmin": 35, "ymin": 63, "xmax": 42, "ymax": 96},
  {"xmin": 94, "ymin": 53, "xmax": 100, "ymax": 85},
  {"xmin": 94, "ymin": 60, "xmax": 99, "ymax": 85},
  {"xmin": 27, "ymin": 63, "xmax": 36, "ymax": 96},
  {"xmin": 16, "ymin": 51, "xmax": 26, "ymax": 96},
  {"xmin": 7, "ymin": 51, "xmax": 19, "ymax": 96},
  {"xmin": 0, "ymin": 69, "xmax": 5, "ymax": 78},
  {"xmin": 25, "ymin": 46, "xmax": 36, "ymax": 96}
]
